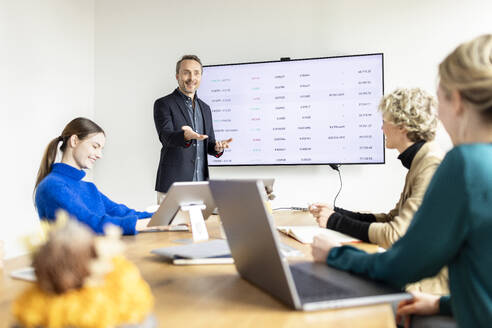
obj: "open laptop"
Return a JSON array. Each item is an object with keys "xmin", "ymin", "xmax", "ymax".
[
  {"xmin": 209, "ymin": 179, "xmax": 411, "ymax": 311},
  {"xmin": 148, "ymin": 181, "xmax": 215, "ymax": 227}
]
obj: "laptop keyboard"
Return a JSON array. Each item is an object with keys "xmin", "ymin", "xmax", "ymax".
[{"xmin": 290, "ymin": 266, "xmax": 357, "ymax": 302}]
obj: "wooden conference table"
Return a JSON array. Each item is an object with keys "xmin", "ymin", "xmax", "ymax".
[{"xmin": 0, "ymin": 211, "xmax": 395, "ymax": 328}]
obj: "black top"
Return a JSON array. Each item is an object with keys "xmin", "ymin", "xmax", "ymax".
[
  {"xmin": 326, "ymin": 208, "xmax": 376, "ymax": 242},
  {"xmin": 326, "ymin": 142, "xmax": 426, "ymax": 243},
  {"xmin": 397, "ymin": 141, "xmax": 425, "ymax": 169}
]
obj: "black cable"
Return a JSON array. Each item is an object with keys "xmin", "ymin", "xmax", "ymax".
[
  {"xmin": 273, "ymin": 165, "xmax": 342, "ymax": 212},
  {"xmin": 330, "ymin": 165, "xmax": 342, "ymax": 208}
]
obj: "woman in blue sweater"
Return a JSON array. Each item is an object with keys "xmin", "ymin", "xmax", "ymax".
[
  {"xmin": 34, "ymin": 117, "xmax": 152, "ymax": 235},
  {"xmin": 312, "ymin": 34, "xmax": 492, "ymax": 327}
]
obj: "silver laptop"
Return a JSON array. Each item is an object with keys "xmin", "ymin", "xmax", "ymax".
[
  {"xmin": 209, "ymin": 179, "xmax": 411, "ymax": 311},
  {"xmin": 148, "ymin": 181, "xmax": 215, "ymax": 227}
]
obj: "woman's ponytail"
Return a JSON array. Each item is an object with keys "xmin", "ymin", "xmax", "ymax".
[{"xmin": 34, "ymin": 137, "xmax": 62, "ymax": 193}]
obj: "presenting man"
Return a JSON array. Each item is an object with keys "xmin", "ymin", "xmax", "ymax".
[{"xmin": 153, "ymin": 55, "xmax": 232, "ymax": 203}]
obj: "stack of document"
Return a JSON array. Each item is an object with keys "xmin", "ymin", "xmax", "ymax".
[
  {"xmin": 151, "ymin": 239, "xmax": 302, "ymax": 265},
  {"xmin": 152, "ymin": 239, "xmax": 233, "ymax": 265},
  {"xmin": 277, "ymin": 226, "xmax": 359, "ymax": 244}
]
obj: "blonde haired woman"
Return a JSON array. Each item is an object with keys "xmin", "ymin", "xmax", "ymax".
[{"xmin": 312, "ymin": 34, "xmax": 492, "ymax": 327}]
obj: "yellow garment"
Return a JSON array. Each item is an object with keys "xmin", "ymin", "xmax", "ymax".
[{"xmin": 12, "ymin": 256, "xmax": 154, "ymax": 328}]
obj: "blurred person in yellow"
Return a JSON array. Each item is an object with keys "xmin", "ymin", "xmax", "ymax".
[{"xmin": 12, "ymin": 211, "xmax": 155, "ymax": 328}]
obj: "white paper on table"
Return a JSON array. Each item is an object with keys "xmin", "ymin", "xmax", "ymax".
[{"xmin": 277, "ymin": 226, "xmax": 359, "ymax": 244}]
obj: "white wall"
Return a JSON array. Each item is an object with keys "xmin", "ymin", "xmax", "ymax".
[
  {"xmin": 0, "ymin": 0, "xmax": 94, "ymax": 258},
  {"xmin": 3, "ymin": 0, "xmax": 491, "ymax": 258},
  {"xmin": 93, "ymin": 0, "xmax": 490, "ymax": 213}
]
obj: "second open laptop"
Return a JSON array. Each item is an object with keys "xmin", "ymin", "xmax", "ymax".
[
  {"xmin": 148, "ymin": 181, "xmax": 215, "ymax": 227},
  {"xmin": 209, "ymin": 179, "xmax": 411, "ymax": 311}
]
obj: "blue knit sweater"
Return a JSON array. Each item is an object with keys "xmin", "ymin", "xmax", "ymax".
[{"xmin": 35, "ymin": 163, "xmax": 152, "ymax": 235}]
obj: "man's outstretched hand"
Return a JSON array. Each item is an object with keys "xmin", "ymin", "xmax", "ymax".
[
  {"xmin": 182, "ymin": 125, "xmax": 208, "ymax": 141},
  {"xmin": 215, "ymin": 138, "xmax": 233, "ymax": 152}
]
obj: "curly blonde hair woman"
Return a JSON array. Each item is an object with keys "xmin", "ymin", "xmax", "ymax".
[
  {"xmin": 312, "ymin": 34, "xmax": 492, "ymax": 328},
  {"xmin": 310, "ymin": 87, "xmax": 447, "ymax": 295},
  {"xmin": 379, "ymin": 88, "xmax": 438, "ymax": 143}
]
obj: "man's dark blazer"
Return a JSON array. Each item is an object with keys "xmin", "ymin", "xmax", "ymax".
[{"xmin": 153, "ymin": 88, "xmax": 222, "ymax": 193}]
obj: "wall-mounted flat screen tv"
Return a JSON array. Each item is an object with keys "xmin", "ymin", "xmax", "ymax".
[{"xmin": 200, "ymin": 53, "xmax": 384, "ymax": 166}]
